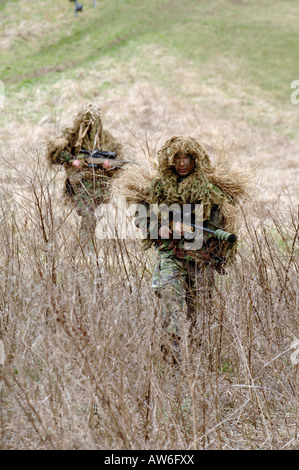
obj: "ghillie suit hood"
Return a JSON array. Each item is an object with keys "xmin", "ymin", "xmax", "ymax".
[
  {"xmin": 113, "ymin": 135, "xmax": 253, "ymax": 264},
  {"xmin": 45, "ymin": 104, "xmax": 124, "ymax": 202},
  {"xmin": 150, "ymin": 135, "xmax": 252, "ymax": 233},
  {"xmin": 45, "ymin": 103, "xmax": 122, "ymax": 166}
]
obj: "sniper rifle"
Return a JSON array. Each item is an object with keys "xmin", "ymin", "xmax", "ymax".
[
  {"xmin": 78, "ymin": 149, "xmax": 139, "ymax": 169},
  {"xmin": 158, "ymin": 206, "xmax": 237, "ymax": 244},
  {"xmin": 182, "ymin": 222, "xmax": 237, "ymax": 244}
]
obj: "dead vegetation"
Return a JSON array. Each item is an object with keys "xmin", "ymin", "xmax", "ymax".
[
  {"xmin": 0, "ymin": 149, "xmax": 298, "ymax": 450},
  {"xmin": 0, "ymin": 4, "xmax": 298, "ymax": 448}
]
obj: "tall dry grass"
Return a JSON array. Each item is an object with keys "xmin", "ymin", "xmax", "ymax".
[{"xmin": 0, "ymin": 154, "xmax": 298, "ymax": 450}]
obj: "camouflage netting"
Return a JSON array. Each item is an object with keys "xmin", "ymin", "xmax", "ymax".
[{"xmin": 112, "ymin": 135, "xmax": 254, "ymax": 263}]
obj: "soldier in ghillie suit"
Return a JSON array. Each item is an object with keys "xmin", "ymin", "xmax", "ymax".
[
  {"xmin": 112, "ymin": 135, "xmax": 252, "ymax": 357},
  {"xmin": 45, "ymin": 104, "xmax": 124, "ymax": 240}
]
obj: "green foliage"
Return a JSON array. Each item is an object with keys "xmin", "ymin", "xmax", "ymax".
[{"xmin": 1, "ymin": 0, "xmax": 298, "ymax": 104}]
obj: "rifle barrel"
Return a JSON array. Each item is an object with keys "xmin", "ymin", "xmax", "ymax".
[
  {"xmin": 86, "ymin": 156, "xmax": 139, "ymax": 168},
  {"xmin": 159, "ymin": 208, "xmax": 238, "ymax": 244},
  {"xmin": 79, "ymin": 149, "xmax": 141, "ymax": 170},
  {"xmin": 181, "ymin": 221, "xmax": 236, "ymax": 243},
  {"xmin": 192, "ymin": 224, "xmax": 237, "ymax": 243}
]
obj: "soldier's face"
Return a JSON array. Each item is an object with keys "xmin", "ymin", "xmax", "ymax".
[{"xmin": 173, "ymin": 154, "xmax": 195, "ymax": 176}]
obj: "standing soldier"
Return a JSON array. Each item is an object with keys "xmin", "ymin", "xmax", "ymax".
[
  {"xmin": 45, "ymin": 104, "xmax": 124, "ymax": 240},
  {"xmin": 113, "ymin": 135, "xmax": 251, "ymax": 360}
]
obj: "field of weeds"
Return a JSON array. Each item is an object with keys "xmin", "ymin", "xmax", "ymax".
[
  {"xmin": 0, "ymin": 155, "xmax": 298, "ymax": 450},
  {"xmin": 0, "ymin": 0, "xmax": 298, "ymax": 450}
]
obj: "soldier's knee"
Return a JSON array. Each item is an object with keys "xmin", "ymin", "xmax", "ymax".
[{"xmin": 159, "ymin": 284, "xmax": 181, "ymax": 301}]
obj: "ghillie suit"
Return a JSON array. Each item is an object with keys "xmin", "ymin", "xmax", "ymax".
[
  {"xmin": 113, "ymin": 135, "xmax": 253, "ymax": 346},
  {"xmin": 45, "ymin": 104, "xmax": 124, "ymax": 239}
]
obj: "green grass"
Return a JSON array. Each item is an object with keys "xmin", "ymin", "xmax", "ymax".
[
  {"xmin": 0, "ymin": 0, "xmax": 18, "ymax": 11},
  {"xmin": 1, "ymin": 0, "xmax": 298, "ymax": 104}
]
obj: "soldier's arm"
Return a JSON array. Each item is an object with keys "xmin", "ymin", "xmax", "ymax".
[
  {"xmin": 46, "ymin": 139, "xmax": 73, "ymax": 166},
  {"xmin": 135, "ymin": 206, "xmax": 175, "ymax": 240},
  {"xmin": 47, "ymin": 144, "xmax": 82, "ymax": 167}
]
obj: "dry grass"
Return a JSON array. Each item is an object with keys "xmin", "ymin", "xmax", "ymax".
[
  {"xmin": 0, "ymin": 151, "xmax": 298, "ymax": 450},
  {"xmin": 0, "ymin": 76, "xmax": 298, "ymax": 450},
  {"xmin": 0, "ymin": 1, "xmax": 298, "ymax": 448}
]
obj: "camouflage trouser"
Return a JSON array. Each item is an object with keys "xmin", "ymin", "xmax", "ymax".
[
  {"xmin": 68, "ymin": 178, "xmax": 107, "ymax": 241},
  {"xmin": 152, "ymin": 251, "xmax": 214, "ymax": 338}
]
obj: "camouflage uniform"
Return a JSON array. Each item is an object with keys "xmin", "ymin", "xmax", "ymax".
[
  {"xmin": 45, "ymin": 104, "xmax": 123, "ymax": 240},
  {"xmin": 152, "ymin": 252, "xmax": 215, "ymax": 337},
  {"xmin": 136, "ymin": 202, "xmax": 222, "ymax": 339},
  {"xmin": 135, "ymin": 136, "xmax": 236, "ymax": 342}
]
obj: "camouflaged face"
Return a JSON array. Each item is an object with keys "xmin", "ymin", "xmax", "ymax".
[{"xmin": 157, "ymin": 136, "xmax": 212, "ymax": 174}]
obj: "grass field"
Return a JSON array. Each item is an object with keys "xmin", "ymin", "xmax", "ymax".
[
  {"xmin": 2, "ymin": 0, "xmax": 299, "ymax": 99},
  {"xmin": 0, "ymin": 0, "xmax": 298, "ymax": 450}
]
